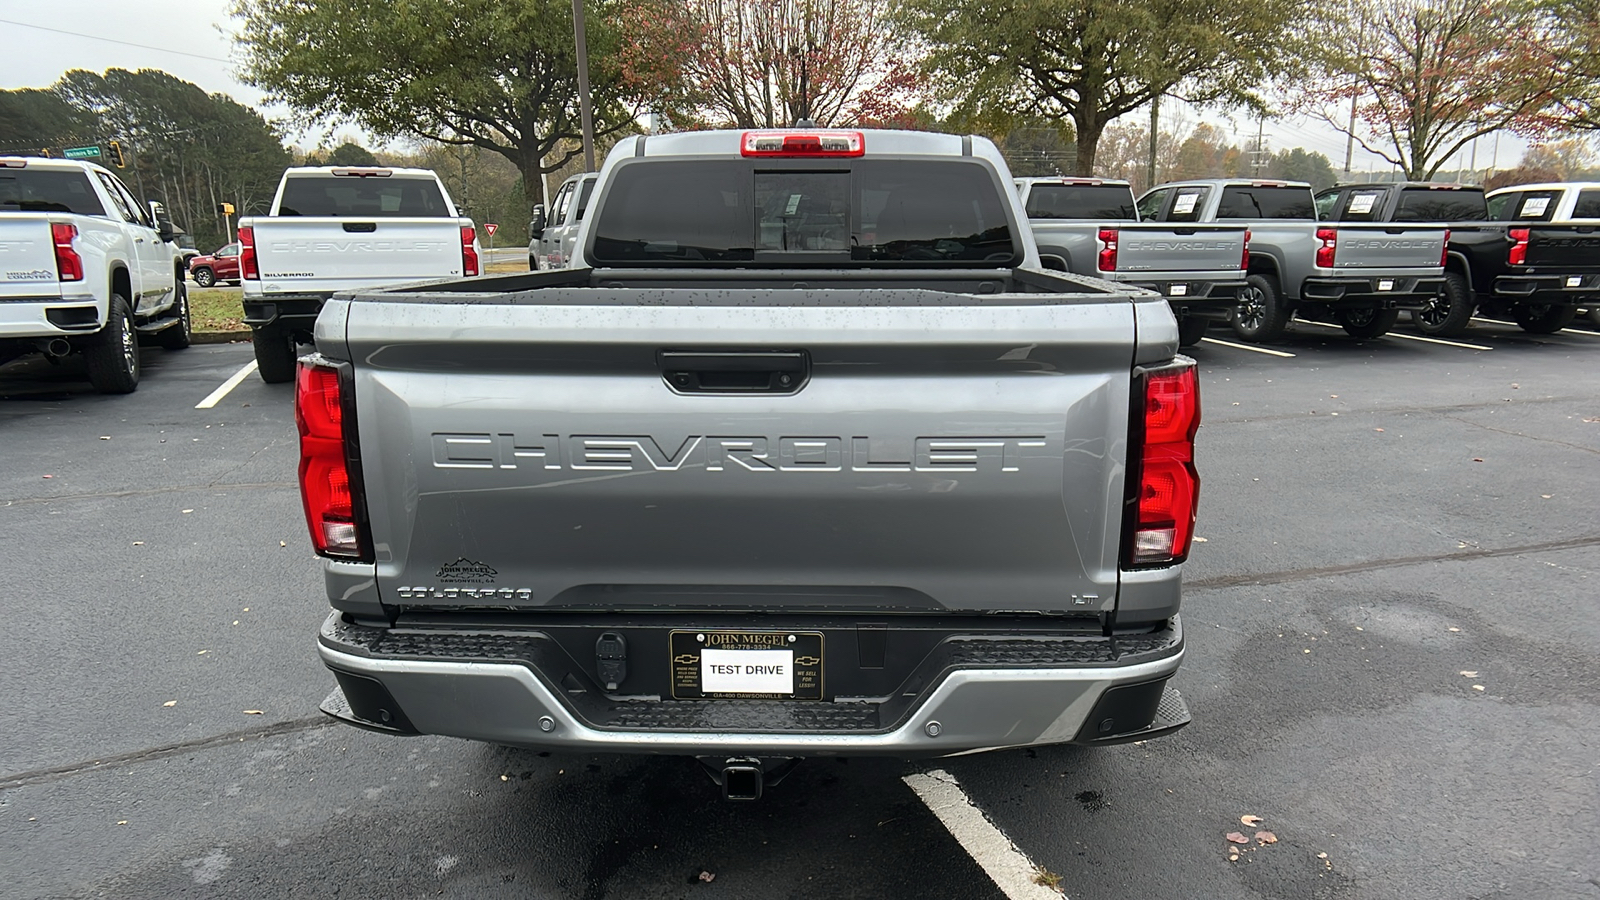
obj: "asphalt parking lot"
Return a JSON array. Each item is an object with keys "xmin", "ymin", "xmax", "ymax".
[{"xmin": 2, "ymin": 315, "xmax": 1598, "ymax": 899}]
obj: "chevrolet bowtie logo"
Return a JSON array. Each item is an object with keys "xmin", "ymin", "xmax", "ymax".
[
  {"xmin": 674, "ymin": 654, "xmax": 699, "ymax": 665},
  {"xmin": 795, "ymin": 656, "xmax": 820, "ymax": 666}
]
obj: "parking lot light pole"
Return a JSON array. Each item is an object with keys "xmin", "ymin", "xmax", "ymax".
[{"xmin": 573, "ymin": 0, "xmax": 596, "ymax": 172}]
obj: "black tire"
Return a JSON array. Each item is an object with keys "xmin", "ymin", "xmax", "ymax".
[
  {"xmin": 156, "ymin": 282, "xmax": 192, "ymax": 350},
  {"xmin": 253, "ymin": 328, "xmax": 298, "ymax": 384},
  {"xmin": 1177, "ymin": 315, "xmax": 1210, "ymax": 347},
  {"xmin": 1416, "ymin": 271, "xmax": 1474, "ymax": 336},
  {"xmin": 1587, "ymin": 307, "xmax": 1600, "ymax": 327},
  {"xmin": 1336, "ymin": 307, "xmax": 1400, "ymax": 340},
  {"xmin": 192, "ymin": 267, "xmax": 215, "ymax": 287},
  {"xmin": 1230, "ymin": 273, "xmax": 1290, "ymax": 342},
  {"xmin": 85, "ymin": 294, "xmax": 140, "ymax": 394},
  {"xmin": 1512, "ymin": 303, "xmax": 1578, "ymax": 334}
]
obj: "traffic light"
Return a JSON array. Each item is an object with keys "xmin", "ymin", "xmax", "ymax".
[
  {"xmin": 218, "ymin": 202, "xmax": 235, "ymax": 216},
  {"xmin": 108, "ymin": 140, "xmax": 126, "ymax": 167}
]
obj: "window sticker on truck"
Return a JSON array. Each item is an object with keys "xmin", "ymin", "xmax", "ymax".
[{"xmin": 1521, "ymin": 197, "xmax": 1551, "ymax": 217}]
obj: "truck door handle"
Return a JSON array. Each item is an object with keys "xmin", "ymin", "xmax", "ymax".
[
  {"xmin": 659, "ymin": 350, "xmax": 809, "ymax": 394},
  {"xmin": 343, "ymin": 222, "xmax": 377, "ymax": 233}
]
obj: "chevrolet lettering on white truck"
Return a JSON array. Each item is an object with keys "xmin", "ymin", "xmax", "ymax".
[
  {"xmin": 302, "ymin": 129, "xmax": 1199, "ymax": 800},
  {"xmin": 0, "ymin": 156, "xmax": 191, "ymax": 392},
  {"xmin": 237, "ymin": 166, "xmax": 482, "ymax": 383}
]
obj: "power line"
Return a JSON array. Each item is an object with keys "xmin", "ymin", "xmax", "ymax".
[{"xmin": 0, "ymin": 18, "xmax": 233, "ymax": 64}]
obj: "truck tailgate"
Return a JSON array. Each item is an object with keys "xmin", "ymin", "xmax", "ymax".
[
  {"xmin": 0, "ymin": 215, "xmax": 65, "ymax": 301},
  {"xmin": 253, "ymin": 218, "xmax": 465, "ymax": 293},
  {"xmin": 1331, "ymin": 224, "xmax": 1447, "ymax": 269},
  {"xmin": 1114, "ymin": 224, "xmax": 1247, "ymax": 273},
  {"xmin": 1523, "ymin": 225, "xmax": 1600, "ymax": 268},
  {"xmin": 338, "ymin": 293, "xmax": 1139, "ymax": 618}
]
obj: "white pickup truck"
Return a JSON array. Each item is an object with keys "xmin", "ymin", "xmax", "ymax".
[
  {"xmin": 0, "ymin": 156, "xmax": 189, "ymax": 393},
  {"xmin": 238, "ymin": 166, "xmax": 481, "ymax": 382}
]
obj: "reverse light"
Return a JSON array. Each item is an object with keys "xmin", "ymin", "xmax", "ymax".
[
  {"xmin": 238, "ymin": 225, "xmax": 259, "ymax": 279},
  {"xmin": 1125, "ymin": 360, "xmax": 1200, "ymax": 567},
  {"xmin": 295, "ymin": 358, "xmax": 369, "ymax": 559},
  {"xmin": 461, "ymin": 225, "xmax": 480, "ymax": 276},
  {"xmin": 1509, "ymin": 227, "xmax": 1530, "ymax": 266},
  {"xmin": 1315, "ymin": 226, "xmax": 1337, "ymax": 268},
  {"xmin": 741, "ymin": 130, "xmax": 865, "ymax": 158},
  {"xmin": 51, "ymin": 223, "xmax": 83, "ymax": 281},
  {"xmin": 1097, "ymin": 228, "xmax": 1119, "ymax": 272}
]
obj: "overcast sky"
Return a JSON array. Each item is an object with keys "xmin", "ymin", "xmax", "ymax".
[{"xmin": 0, "ymin": 0, "xmax": 1530, "ymax": 174}]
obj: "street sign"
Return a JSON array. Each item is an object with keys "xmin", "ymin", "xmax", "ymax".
[
  {"xmin": 484, "ymin": 223, "xmax": 498, "ymax": 236},
  {"xmin": 63, "ymin": 146, "xmax": 101, "ymax": 160}
]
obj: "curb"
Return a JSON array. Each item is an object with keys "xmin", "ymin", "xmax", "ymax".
[{"xmin": 193, "ymin": 331, "xmax": 250, "ymax": 345}]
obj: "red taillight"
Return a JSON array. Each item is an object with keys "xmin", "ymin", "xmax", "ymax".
[
  {"xmin": 1509, "ymin": 227, "xmax": 1530, "ymax": 266},
  {"xmin": 238, "ymin": 225, "xmax": 259, "ymax": 280},
  {"xmin": 296, "ymin": 359, "xmax": 367, "ymax": 559},
  {"xmin": 51, "ymin": 222, "xmax": 83, "ymax": 281},
  {"xmin": 1126, "ymin": 361, "xmax": 1200, "ymax": 567},
  {"xmin": 1241, "ymin": 229, "xmax": 1251, "ymax": 270},
  {"xmin": 1315, "ymin": 226, "xmax": 1337, "ymax": 268},
  {"xmin": 461, "ymin": 225, "xmax": 479, "ymax": 276},
  {"xmin": 741, "ymin": 130, "xmax": 865, "ymax": 157},
  {"xmin": 1441, "ymin": 229, "xmax": 1450, "ymax": 266},
  {"xmin": 1097, "ymin": 227, "xmax": 1119, "ymax": 272}
]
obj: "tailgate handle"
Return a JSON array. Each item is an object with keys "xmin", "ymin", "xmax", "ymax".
[
  {"xmin": 342, "ymin": 222, "xmax": 378, "ymax": 233},
  {"xmin": 659, "ymin": 351, "xmax": 809, "ymax": 394},
  {"xmin": 1172, "ymin": 228, "xmax": 1197, "ymax": 235}
]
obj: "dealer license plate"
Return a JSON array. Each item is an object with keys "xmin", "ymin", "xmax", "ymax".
[
  {"xmin": 1378, "ymin": 279, "xmax": 1394, "ymax": 291},
  {"xmin": 670, "ymin": 631, "xmax": 824, "ymax": 700}
]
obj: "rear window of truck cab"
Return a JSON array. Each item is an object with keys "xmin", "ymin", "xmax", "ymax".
[
  {"xmin": 277, "ymin": 174, "xmax": 452, "ymax": 217},
  {"xmin": 1024, "ymin": 184, "xmax": 1135, "ymax": 219},
  {"xmin": 1394, "ymin": 187, "xmax": 1487, "ymax": 221},
  {"xmin": 1216, "ymin": 185, "xmax": 1315, "ymax": 219},
  {"xmin": 0, "ymin": 168, "xmax": 106, "ymax": 216},
  {"xmin": 589, "ymin": 159, "xmax": 1018, "ymax": 266}
]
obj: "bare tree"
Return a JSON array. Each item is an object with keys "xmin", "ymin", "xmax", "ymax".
[
  {"xmin": 1293, "ymin": 0, "xmax": 1564, "ymax": 179},
  {"xmin": 617, "ymin": 0, "xmax": 912, "ymax": 128}
]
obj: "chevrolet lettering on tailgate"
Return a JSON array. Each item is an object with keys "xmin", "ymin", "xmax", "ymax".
[{"xmin": 431, "ymin": 433, "xmax": 1050, "ymax": 474}]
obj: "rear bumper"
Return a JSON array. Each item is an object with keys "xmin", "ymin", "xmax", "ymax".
[
  {"xmin": 243, "ymin": 295, "xmax": 328, "ymax": 331},
  {"xmin": 1492, "ymin": 273, "xmax": 1600, "ymax": 304},
  {"xmin": 315, "ymin": 612, "xmax": 1188, "ymax": 756},
  {"xmin": 0, "ymin": 297, "xmax": 103, "ymax": 339},
  {"xmin": 1113, "ymin": 275, "xmax": 1247, "ymax": 318},
  {"xmin": 1300, "ymin": 274, "xmax": 1445, "ymax": 307}
]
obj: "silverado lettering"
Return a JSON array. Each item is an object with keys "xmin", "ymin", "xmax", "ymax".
[{"xmin": 430, "ymin": 432, "xmax": 1049, "ymax": 473}]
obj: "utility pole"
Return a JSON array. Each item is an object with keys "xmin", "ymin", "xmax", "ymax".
[
  {"xmin": 1148, "ymin": 94, "xmax": 1159, "ymax": 191},
  {"xmin": 1252, "ymin": 116, "xmax": 1267, "ymax": 176},
  {"xmin": 1469, "ymin": 137, "xmax": 1479, "ymax": 184},
  {"xmin": 572, "ymin": 0, "xmax": 596, "ymax": 171},
  {"xmin": 1343, "ymin": 96, "xmax": 1356, "ymax": 179}
]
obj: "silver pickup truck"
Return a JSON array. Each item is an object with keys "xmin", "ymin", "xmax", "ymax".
[
  {"xmin": 1141, "ymin": 179, "xmax": 1447, "ymax": 341},
  {"xmin": 302, "ymin": 129, "xmax": 1197, "ymax": 799},
  {"xmin": 1018, "ymin": 176, "xmax": 1247, "ymax": 347}
]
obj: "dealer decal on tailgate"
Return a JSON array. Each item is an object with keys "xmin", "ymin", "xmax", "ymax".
[{"xmin": 670, "ymin": 631, "xmax": 824, "ymax": 700}]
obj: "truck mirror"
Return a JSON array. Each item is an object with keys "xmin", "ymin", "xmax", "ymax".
[
  {"xmin": 149, "ymin": 201, "xmax": 176, "ymax": 240},
  {"xmin": 529, "ymin": 205, "xmax": 546, "ymax": 239}
]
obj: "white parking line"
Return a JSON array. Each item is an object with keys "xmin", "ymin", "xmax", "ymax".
[
  {"xmin": 1385, "ymin": 332, "xmax": 1494, "ymax": 350},
  {"xmin": 1199, "ymin": 337, "xmax": 1296, "ymax": 357},
  {"xmin": 1558, "ymin": 327, "xmax": 1600, "ymax": 338},
  {"xmin": 1295, "ymin": 320, "xmax": 1492, "ymax": 350},
  {"xmin": 904, "ymin": 769, "xmax": 1067, "ymax": 899},
  {"xmin": 195, "ymin": 360, "xmax": 259, "ymax": 409}
]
